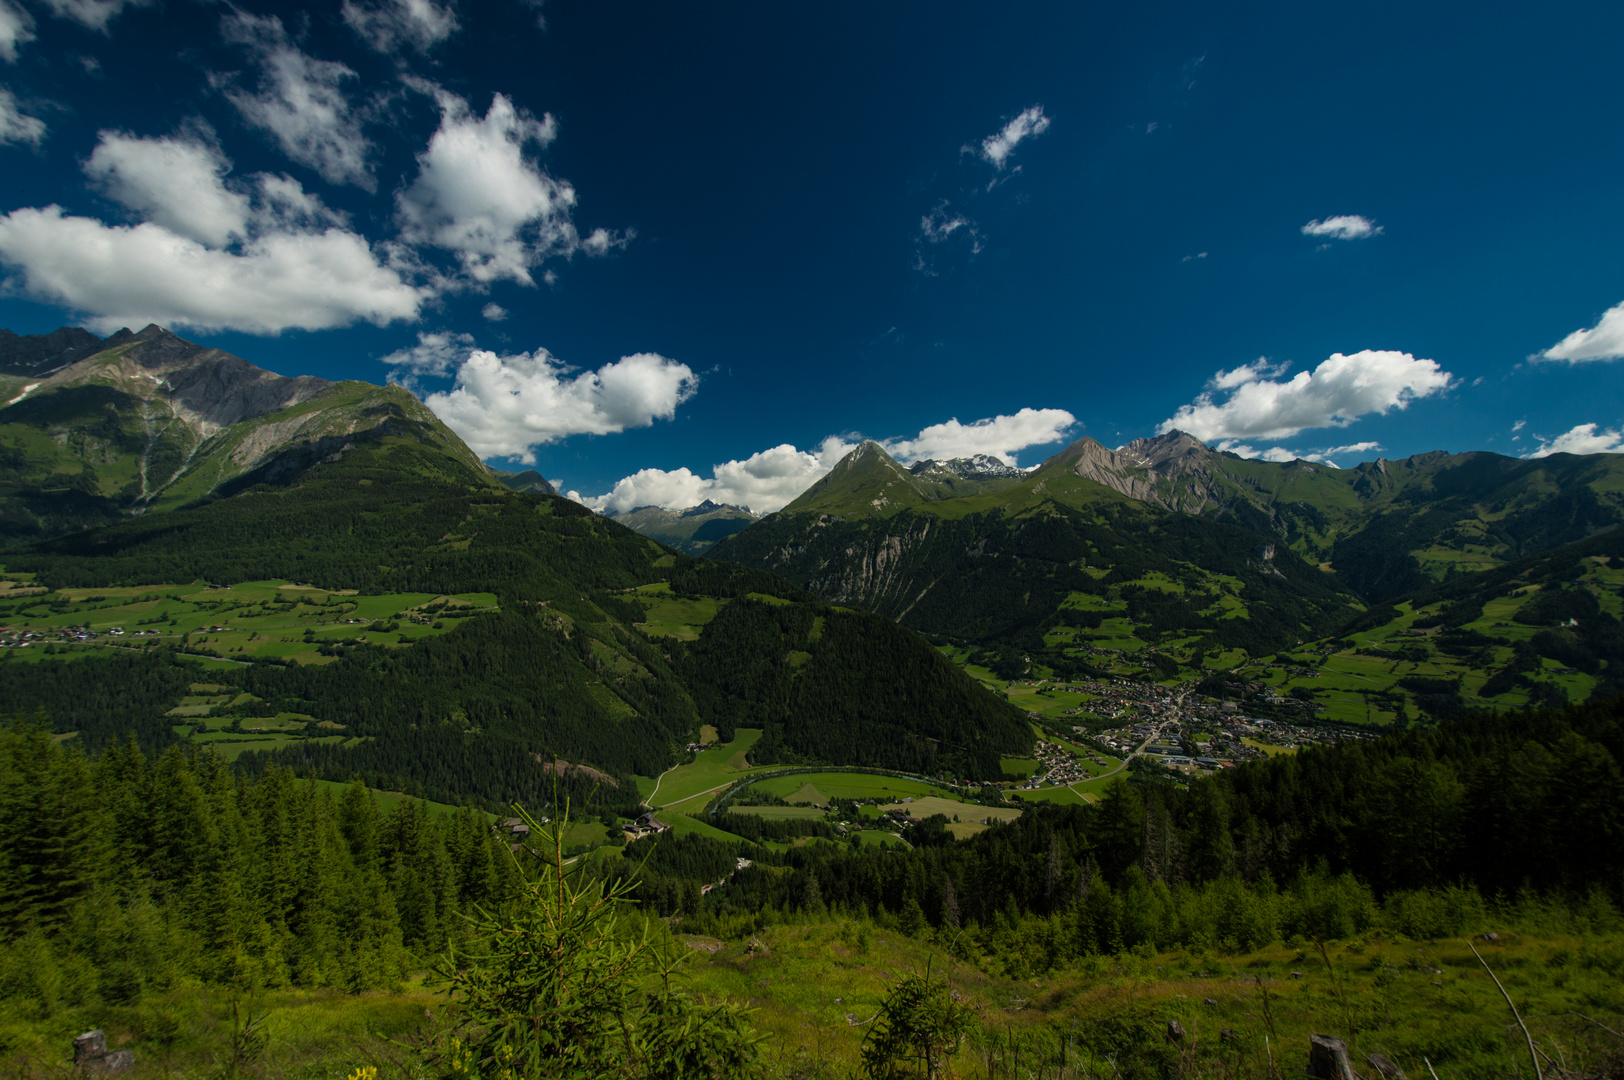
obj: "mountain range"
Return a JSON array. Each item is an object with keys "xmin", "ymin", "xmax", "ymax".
[
  {"xmin": 605, "ymin": 500, "xmax": 756, "ymax": 555},
  {"xmin": 759, "ymin": 431, "xmax": 1624, "ymax": 601},
  {"xmin": 0, "ymin": 325, "xmax": 1034, "ymax": 799},
  {"xmin": 4, "ymin": 323, "xmax": 1620, "ymax": 736}
]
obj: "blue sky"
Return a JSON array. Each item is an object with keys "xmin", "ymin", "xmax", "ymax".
[{"xmin": 1, "ymin": 0, "xmax": 1621, "ymax": 512}]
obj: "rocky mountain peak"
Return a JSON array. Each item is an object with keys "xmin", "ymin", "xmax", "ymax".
[
  {"xmin": 77, "ymin": 324, "xmax": 337, "ymax": 435},
  {"xmin": 681, "ymin": 499, "xmax": 753, "ymax": 517},
  {"xmin": 909, "ymin": 454, "xmax": 1023, "ymax": 480},
  {"xmin": 1040, "ymin": 429, "xmax": 1220, "ymax": 515},
  {"xmin": 1115, "ymin": 429, "xmax": 1211, "ymax": 466}
]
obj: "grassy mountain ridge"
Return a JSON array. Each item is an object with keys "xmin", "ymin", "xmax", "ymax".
[
  {"xmin": 1046, "ymin": 431, "xmax": 1624, "ymax": 598},
  {"xmin": 713, "ymin": 441, "xmax": 1359, "ymax": 658},
  {"xmin": 0, "ymin": 324, "xmax": 497, "ymax": 544}
]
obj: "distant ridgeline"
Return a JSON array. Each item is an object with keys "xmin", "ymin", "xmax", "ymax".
[
  {"xmin": 709, "ymin": 435, "xmax": 1624, "ymax": 711},
  {"xmin": 0, "ymin": 328, "xmax": 1032, "ymax": 804},
  {"xmin": 604, "ymin": 501, "xmax": 757, "ymax": 556}
]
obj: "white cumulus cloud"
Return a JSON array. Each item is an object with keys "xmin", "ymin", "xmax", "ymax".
[
  {"xmin": 0, "ymin": 0, "xmax": 35, "ymax": 62},
  {"xmin": 481, "ymin": 302, "xmax": 507, "ymax": 321},
  {"xmin": 380, "ymin": 329, "xmax": 475, "ymax": 379},
  {"xmin": 1160, "ymin": 349, "xmax": 1452, "ymax": 443},
  {"xmin": 38, "ymin": 0, "xmax": 148, "ymax": 31},
  {"xmin": 0, "ymin": 86, "xmax": 43, "ymax": 146},
  {"xmin": 1526, "ymin": 423, "xmax": 1624, "ymax": 458},
  {"xmin": 422, "ymin": 348, "xmax": 697, "ymax": 463},
  {"xmin": 576, "ymin": 408, "xmax": 1075, "ymax": 515},
  {"xmin": 397, "ymin": 90, "xmax": 623, "ymax": 286},
  {"xmin": 84, "ymin": 131, "xmax": 249, "ymax": 246},
  {"xmin": 1320, "ymin": 441, "xmax": 1383, "ymax": 457},
  {"xmin": 579, "ymin": 437, "xmax": 856, "ymax": 516},
  {"xmin": 343, "ymin": 0, "xmax": 458, "ymax": 54},
  {"xmin": 1214, "ymin": 438, "xmax": 1383, "ymax": 468},
  {"xmin": 975, "ymin": 105, "xmax": 1051, "ymax": 170},
  {"xmin": 1538, "ymin": 299, "xmax": 1624, "ymax": 362},
  {"xmin": 223, "ymin": 11, "xmax": 375, "ymax": 190},
  {"xmin": 1301, "ymin": 215, "xmax": 1382, "ymax": 241},
  {"xmin": 1214, "ymin": 441, "xmax": 1299, "ymax": 463},
  {"xmin": 0, "ymin": 134, "xmax": 424, "ymax": 334},
  {"xmin": 884, "ymin": 408, "xmax": 1074, "ymax": 464}
]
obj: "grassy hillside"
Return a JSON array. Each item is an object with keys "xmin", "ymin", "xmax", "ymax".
[
  {"xmin": 1051, "ymin": 434, "xmax": 1624, "ymax": 599},
  {"xmin": 0, "ymin": 326, "xmax": 495, "ymax": 545},
  {"xmin": 6, "ymin": 696, "xmax": 1622, "ymax": 1079}
]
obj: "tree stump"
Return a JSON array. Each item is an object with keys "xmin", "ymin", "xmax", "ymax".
[
  {"xmin": 1309, "ymin": 1034, "xmax": 1357, "ymax": 1080},
  {"xmin": 72, "ymin": 1030, "xmax": 134, "ymax": 1074},
  {"xmin": 73, "ymin": 1031, "xmax": 106, "ymax": 1068}
]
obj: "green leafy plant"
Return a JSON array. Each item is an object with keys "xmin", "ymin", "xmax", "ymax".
[
  {"xmin": 859, "ymin": 965, "xmax": 971, "ymax": 1080},
  {"xmin": 431, "ymin": 802, "xmax": 762, "ymax": 1080}
]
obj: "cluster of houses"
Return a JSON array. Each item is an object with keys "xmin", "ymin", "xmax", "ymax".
[
  {"xmin": 621, "ymin": 812, "xmax": 672, "ymax": 841},
  {"xmin": 0, "ymin": 623, "xmax": 155, "ymax": 647},
  {"xmin": 1018, "ymin": 740, "xmax": 1110, "ymax": 790}
]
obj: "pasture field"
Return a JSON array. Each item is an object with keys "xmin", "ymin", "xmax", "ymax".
[
  {"xmin": 851, "ymin": 829, "xmax": 908, "ymax": 847},
  {"xmin": 212, "ymin": 734, "xmax": 352, "ymax": 761},
  {"xmin": 304, "ymin": 779, "xmax": 478, "ymax": 819},
  {"xmin": 631, "ymin": 582, "xmax": 723, "ymax": 640},
  {"xmin": 744, "ymin": 771, "xmax": 953, "ymax": 803},
  {"xmin": 877, "ymin": 797, "xmax": 1021, "ymax": 824},
  {"xmin": 999, "ymin": 756, "xmax": 1039, "ymax": 777},
  {"xmin": 645, "ymin": 728, "xmax": 766, "ymax": 806},
  {"xmin": 725, "ymin": 805, "xmax": 828, "ymax": 819},
  {"xmin": 1009, "ymin": 785, "xmax": 1092, "ymax": 806},
  {"xmin": 0, "ymin": 578, "xmax": 500, "ymax": 667},
  {"xmin": 661, "ymin": 813, "xmax": 746, "ymax": 843}
]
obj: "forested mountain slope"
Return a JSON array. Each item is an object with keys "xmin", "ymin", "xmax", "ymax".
[
  {"xmin": 713, "ymin": 441, "xmax": 1361, "ymax": 655},
  {"xmin": 1, "ymin": 428, "xmax": 1033, "ymax": 808}
]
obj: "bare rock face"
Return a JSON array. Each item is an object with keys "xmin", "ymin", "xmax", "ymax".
[
  {"xmin": 106, "ymin": 324, "xmax": 334, "ymax": 435},
  {"xmin": 1049, "ymin": 430, "xmax": 1220, "ymax": 514}
]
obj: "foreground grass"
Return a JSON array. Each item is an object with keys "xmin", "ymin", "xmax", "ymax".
[{"xmin": 7, "ymin": 917, "xmax": 1620, "ymax": 1080}]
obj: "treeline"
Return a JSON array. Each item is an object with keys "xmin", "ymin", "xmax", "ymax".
[
  {"xmin": 673, "ymin": 696, "xmax": 1624, "ymax": 957},
  {"xmin": 6, "ymin": 437, "xmax": 650, "ymax": 602},
  {"xmin": 0, "ymin": 725, "xmax": 521, "ymax": 1018},
  {"xmin": 0, "ymin": 649, "xmax": 191, "ymax": 750}
]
